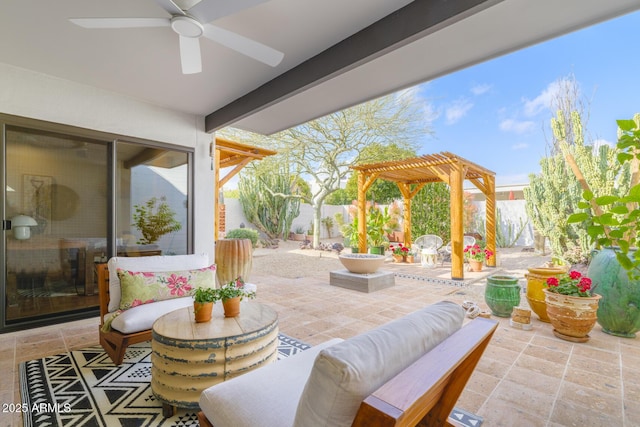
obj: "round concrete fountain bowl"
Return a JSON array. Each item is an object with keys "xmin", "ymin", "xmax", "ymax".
[{"xmin": 338, "ymin": 253, "xmax": 386, "ymax": 274}]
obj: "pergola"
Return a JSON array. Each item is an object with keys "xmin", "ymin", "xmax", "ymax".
[
  {"xmin": 350, "ymin": 152, "xmax": 496, "ymax": 279},
  {"xmin": 214, "ymin": 137, "xmax": 276, "ymax": 239}
]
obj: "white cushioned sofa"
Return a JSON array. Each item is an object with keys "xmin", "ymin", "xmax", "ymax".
[
  {"xmin": 98, "ymin": 253, "xmax": 213, "ymax": 365},
  {"xmin": 198, "ymin": 301, "xmax": 498, "ymax": 427}
]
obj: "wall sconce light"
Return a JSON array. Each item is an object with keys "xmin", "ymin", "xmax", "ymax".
[{"xmin": 11, "ymin": 215, "xmax": 38, "ymax": 240}]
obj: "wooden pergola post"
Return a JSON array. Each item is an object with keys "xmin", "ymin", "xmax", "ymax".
[
  {"xmin": 357, "ymin": 172, "xmax": 368, "ymax": 254},
  {"xmin": 484, "ymin": 174, "xmax": 497, "ymax": 267},
  {"xmin": 450, "ymin": 163, "xmax": 465, "ymax": 279}
]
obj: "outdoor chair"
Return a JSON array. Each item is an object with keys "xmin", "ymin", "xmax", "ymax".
[
  {"xmin": 97, "ymin": 253, "xmax": 214, "ymax": 365},
  {"xmin": 198, "ymin": 301, "xmax": 497, "ymax": 427},
  {"xmin": 440, "ymin": 235, "xmax": 476, "ymax": 265}
]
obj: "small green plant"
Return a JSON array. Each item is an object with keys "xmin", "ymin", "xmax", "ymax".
[
  {"xmin": 225, "ymin": 228, "xmax": 259, "ymax": 247},
  {"xmin": 294, "ymin": 226, "xmax": 305, "ymax": 234},
  {"xmin": 366, "ymin": 206, "xmax": 392, "ymax": 247},
  {"xmin": 132, "ymin": 196, "xmax": 181, "ymax": 245},
  {"xmin": 217, "ymin": 277, "xmax": 256, "ymax": 301},
  {"xmin": 193, "ymin": 287, "xmax": 218, "ymax": 303},
  {"xmin": 321, "ymin": 216, "xmax": 334, "ymax": 238}
]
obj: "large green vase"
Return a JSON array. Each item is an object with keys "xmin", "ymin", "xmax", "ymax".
[
  {"xmin": 587, "ymin": 248, "xmax": 640, "ymax": 338},
  {"xmin": 484, "ymin": 275, "xmax": 521, "ymax": 317}
]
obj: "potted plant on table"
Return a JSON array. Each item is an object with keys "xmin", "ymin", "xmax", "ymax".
[
  {"xmin": 218, "ymin": 277, "xmax": 256, "ymax": 317},
  {"xmin": 543, "ymin": 270, "xmax": 601, "ymax": 342},
  {"xmin": 193, "ymin": 287, "xmax": 218, "ymax": 323},
  {"xmin": 389, "ymin": 243, "xmax": 409, "ymax": 263},
  {"xmin": 464, "ymin": 244, "xmax": 493, "ymax": 272}
]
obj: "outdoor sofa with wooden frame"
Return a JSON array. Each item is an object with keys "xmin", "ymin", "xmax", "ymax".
[
  {"xmin": 97, "ymin": 253, "xmax": 212, "ymax": 365},
  {"xmin": 198, "ymin": 301, "xmax": 497, "ymax": 427}
]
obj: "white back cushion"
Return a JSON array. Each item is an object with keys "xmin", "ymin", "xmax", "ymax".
[
  {"xmin": 293, "ymin": 300, "xmax": 465, "ymax": 427},
  {"xmin": 107, "ymin": 253, "xmax": 210, "ymax": 312}
]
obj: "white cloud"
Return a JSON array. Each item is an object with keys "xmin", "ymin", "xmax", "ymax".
[
  {"xmin": 499, "ymin": 119, "xmax": 536, "ymax": 134},
  {"xmin": 471, "ymin": 83, "xmax": 491, "ymax": 96},
  {"xmin": 522, "ymin": 77, "xmax": 580, "ymax": 117},
  {"xmin": 445, "ymin": 98, "xmax": 473, "ymax": 125},
  {"xmin": 511, "ymin": 142, "xmax": 528, "ymax": 150},
  {"xmin": 592, "ymin": 138, "xmax": 614, "ymax": 152}
]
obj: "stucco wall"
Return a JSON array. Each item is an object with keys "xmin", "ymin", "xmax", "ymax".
[{"xmin": 0, "ymin": 63, "xmax": 215, "ymax": 260}]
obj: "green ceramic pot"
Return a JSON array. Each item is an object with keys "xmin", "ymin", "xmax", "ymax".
[
  {"xmin": 485, "ymin": 275, "xmax": 521, "ymax": 317},
  {"xmin": 587, "ymin": 248, "xmax": 640, "ymax": 338}
]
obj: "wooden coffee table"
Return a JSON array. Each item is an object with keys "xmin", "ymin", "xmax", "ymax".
[{"xmin": 151, "ymin": 301, "xmax": 279, "ymax": 416}]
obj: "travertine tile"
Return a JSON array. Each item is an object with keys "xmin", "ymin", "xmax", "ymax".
[
  {"xmin": 504, "ymin": 365, "xmax": 561, "ymax": 395},
  {"xmin": 478, "ymin": 398, "xmax": 547, "ymax": 427},
  {"xmin": 551, "ymin": 399, "xmax": 623, "ymax": 426},
  {"xmin": 490, "ymin": 379, "xmax": 555, "ymax": 420},
  {"xmin": 558, "ymin": 381, "xmax": 623, "ymax": 417},
  {"xmin": 563, "ymin": 365, "xmax": 621, "ymax": 395}
]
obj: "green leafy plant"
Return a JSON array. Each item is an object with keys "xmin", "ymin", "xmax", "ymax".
[
  {"xmin": 321, "ymin": 216, "xmax": 334, "ymax": 238},
  {"xmin": 225, "ymin": 228, "xmax": 259, "ymax": 247},
  {"xmin": 366, "ymin": 206, "xmax": 392, "ymax": 247},
  {"xmin": 545, "ymin": 270, "xmax": 594, "ymax": 297},
  {"xmin": 193, "ymin": 287, "xmax": 218, "ymax": 304},
  {"xmin": 217, "ymin": 277, "xmax": 256, "ymax": 301},
  {"xmin": 132, "ymin": 196, "xmax": 181, "ymax": 245},
  {"xmin": 567, "ymin": 116, "xmax": 640, "ymax": 277}
]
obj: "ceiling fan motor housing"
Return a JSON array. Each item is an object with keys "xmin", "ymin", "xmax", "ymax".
[{"xmin": 170, "ymin": 15, "xmax": 203, "ymax": 38}]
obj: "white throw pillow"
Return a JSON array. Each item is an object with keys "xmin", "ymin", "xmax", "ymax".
[
  {"xmin": 292, "ymin": 300, "xmax": 465, "ymax": 427},
  {"xmin": 107, "ymin": 253, "xmax": 210, "ymax": 312}
]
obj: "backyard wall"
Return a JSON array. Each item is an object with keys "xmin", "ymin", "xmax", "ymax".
[{"xmin": 223, "ymin": 198, "xmax": 535, "ymax": 247}]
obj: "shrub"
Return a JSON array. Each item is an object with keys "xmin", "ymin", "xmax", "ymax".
[{"xmin": 225, "ymin": 228, "xmax": 259, "ymax": 247}]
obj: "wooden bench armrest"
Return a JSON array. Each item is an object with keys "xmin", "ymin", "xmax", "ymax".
[
  {"xmin": 352, "ymin": 318, "xmax": 497, "ymax": 427},
  {"xmin": 97, "ymin": 263, "xmax": 110, "ymax": 326}
]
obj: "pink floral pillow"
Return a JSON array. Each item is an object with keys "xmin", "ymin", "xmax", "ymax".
[{"xmin": 117, "ymin": 264, "xmax": 216, "ymax": 310}]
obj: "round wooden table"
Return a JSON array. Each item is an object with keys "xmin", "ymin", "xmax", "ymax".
[{"xmin": 151, "ymin": 301, "xmax": 279, "ymax": 416}]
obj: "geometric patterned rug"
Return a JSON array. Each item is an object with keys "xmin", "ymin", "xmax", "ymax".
[
  {"xmin": 19, "ymin": 334, "xmax": 310, "ymax": 427},
  {"xmin": 20, "ymin": 334, "xmax": 483, "ymax": 427}
]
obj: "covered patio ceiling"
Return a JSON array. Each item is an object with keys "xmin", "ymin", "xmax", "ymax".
[
  {"xmin": 0, "ymin": 0, "xmax": 638, "ymax": 135},
  {"xmin": 351, "ymin": 152, "xmax": 496, "ymax": 279}
]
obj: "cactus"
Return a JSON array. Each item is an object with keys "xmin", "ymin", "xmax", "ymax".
[
  {"xmin": 238, "ymin": 170, "xmax": 301, "ymax": 239},
  {"xmin": 524, "ymin": 109, "xmax": 629, "ymax": 263}
]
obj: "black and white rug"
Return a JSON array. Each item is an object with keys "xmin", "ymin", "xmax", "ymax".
[{"xmin": 20, "ymin": 334, "xmax": 482, "ymax": 427}]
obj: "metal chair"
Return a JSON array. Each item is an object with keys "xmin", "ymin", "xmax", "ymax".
[
  {"xmin": 413, "ymin": 234, "xmax": 443, "ymax": 251},
  {"xmin": 440, "ymin": 236, "xmax": 476, "ymax": 265}
]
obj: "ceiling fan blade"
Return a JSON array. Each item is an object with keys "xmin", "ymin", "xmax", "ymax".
[
  {"xmin": 69, "ymin": 18, "xmax": 170, "ymax": 29},
  {"xmin": 187, "ymin": 0, "xmax": 269, "ymax": 24},
  {"xmin": 179, "ymin": 35, "xmax": 202, "ymax": 74},
  {"xmin": 203, "ymin": 24, "xmax": 283, "ymax": 67},
  {"xmin": 155, "ymin": 0, "xmax": 186, "ymax": 16}
]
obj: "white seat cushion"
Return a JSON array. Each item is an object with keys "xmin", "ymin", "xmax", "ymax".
[
  {"xmin": 292, "ymin": 300, "xmax": 465, "ymax": 427},
  {"xmin": 200, "ymin": 338, "xmax": 343, "ymax": 427},
  {"xmin": 107, "ymin": 253, "xmax": 210, "ymax": 312}
]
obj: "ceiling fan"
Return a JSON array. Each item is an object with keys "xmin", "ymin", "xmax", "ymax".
[{"xmin": 69, "ymin": 0, "xmax": 284, "ymax": 74}]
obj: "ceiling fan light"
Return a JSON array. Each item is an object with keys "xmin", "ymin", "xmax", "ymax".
[{"xmin": 170, "ymin": 15, "xmax": 203, "ymax": 38}]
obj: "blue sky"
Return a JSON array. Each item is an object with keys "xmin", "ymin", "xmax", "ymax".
[{"xmin": 413, "ymin": 9, "xmax": 640, "ymax": 186}]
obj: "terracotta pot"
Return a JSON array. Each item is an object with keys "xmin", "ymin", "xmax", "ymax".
[
  {"xmin": 222, "ymin": 297, "xmax": 241, "ymax": 318},
  {"xmin": 543, "ymin": 289, "xmax": 601, "ymax": 342},
  {"xmin": 525, "ymin": 267, "xmax": 566, "ymax": 323},
  {"xmin": 215, "ymin": 238, "xmax": 253, "ymax": 286},
  {"xmin": 193, "ymin": 302, "xmax": 213, "ymax": 323},
  {"xmin": 392, "ymin": 254, "xmax": 404, "ymax": 263},
  {"xmin": 468, "ymin": 260, "xmax": 483, "ymax": 272},
  {"xmin": 405, "ymin": 255, "xmax": 414, "ymax": 264}
]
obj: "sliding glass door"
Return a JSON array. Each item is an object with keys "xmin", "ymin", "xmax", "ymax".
[
  {"xmin": 1, "ymin": 118, "xmax": 193, "ymax": 332},
  {"xmin": 3, "ymin": 125, "xmax": 108, "ymax": 324}
]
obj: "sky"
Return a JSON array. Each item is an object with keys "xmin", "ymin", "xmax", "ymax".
[{"xmin": 410, "ymin": 9, "xmax": 640, "ymax": 186}]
